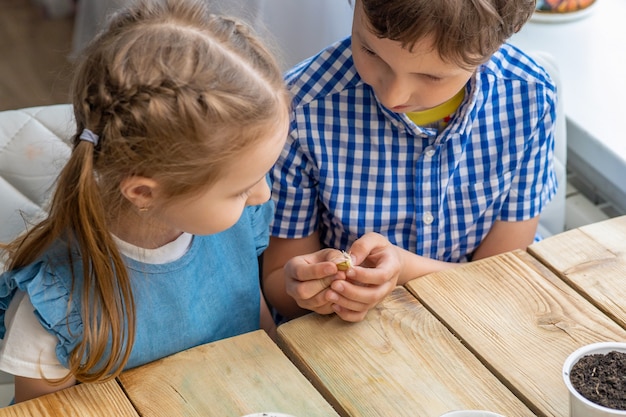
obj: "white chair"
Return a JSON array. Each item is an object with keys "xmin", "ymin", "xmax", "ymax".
[
  {"xmin": 0, "ymin": 104, "xmax": 74, "ymax": 398},
  {"xmin": 0, "ymin": 104, "xmax": 74, "ymax": 247},
  {"xmin": 529, "ymin": 51, "xmax": 567, "ymax": 238}
]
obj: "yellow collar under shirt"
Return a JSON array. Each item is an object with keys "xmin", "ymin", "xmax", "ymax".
[{"xmin": 407, "ymin": 88, "xmax": 465, "ymax": 132}]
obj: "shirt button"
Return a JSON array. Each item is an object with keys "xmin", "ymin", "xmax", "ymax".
[
  {"xmin": 424, "ymin": 147, "xmax": 435, "ymax": 157},
  {"xmin": 423, "ymin": 211, "xmax": 434, "ymax": 225}
]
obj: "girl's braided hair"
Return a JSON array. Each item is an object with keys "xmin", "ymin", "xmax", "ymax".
[{"xmin": 4, "ymin": 0, "xmax": 287, "ymax": 383}]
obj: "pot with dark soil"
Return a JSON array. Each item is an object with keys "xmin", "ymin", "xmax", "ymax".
[{"xmin": 563, "ymin": 342, "xmax": 626, "ymax": 417}]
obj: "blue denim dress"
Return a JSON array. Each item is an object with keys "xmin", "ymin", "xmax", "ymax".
[{"xmin": 0, "ymin": 202, "xmax": 273, "ymax": 372}]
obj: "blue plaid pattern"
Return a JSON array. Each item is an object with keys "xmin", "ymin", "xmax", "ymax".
[{"xmin": 270, "ymin": 37, "xmax": 558, "ymax": 262}]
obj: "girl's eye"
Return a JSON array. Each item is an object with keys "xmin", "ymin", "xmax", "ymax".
[
  {"xmin": 238, "ymin": 189, "xmax": 252, "ymax": 199},
  {"xmin": 421, "ymin": 74, "xmax": 443, "ymax": 82}
]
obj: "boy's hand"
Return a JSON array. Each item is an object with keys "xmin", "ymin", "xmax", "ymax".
[
  {"xmin": 283, "ymin": 233, "xmax": 402, "ymax": 322},
  {"xmin": 328, "ymin": 233, "xmax": 402, "ymax": 322},
  {"xmin": 283, "ymin": 248, "xmax": 345, "ymax": 316}
]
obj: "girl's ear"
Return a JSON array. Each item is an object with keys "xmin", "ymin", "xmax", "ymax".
[{"xmin": 119, "ymin": 176, "xmax": 160, "ymax": 210}]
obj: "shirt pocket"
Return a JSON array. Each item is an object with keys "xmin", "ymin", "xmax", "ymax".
[{"xmin": 444, "ymin": 170, "xmax": 514, "ymax": 230}]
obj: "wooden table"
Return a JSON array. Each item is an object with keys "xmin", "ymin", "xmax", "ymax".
[
  {"xmin": 528, "ymin": 214, "xmax": 626, "ymax": 330},
  {"xmin": 0, "ymin": 380, "xmax": 138, "ymax": 417},
  {"xmin": 117, "ymin": 330, "xmax": 338, "ymax": 417},
  {"xmin": 0, "ymin": 331, "xmax": 339, "ymax": 417},
  {"xmin": 2, "ymin": 216, "xmax": 624, "ymax": 416},
  {"xmin": 278, "ymin": 215, "xmax": 626, "ymax": 417}
]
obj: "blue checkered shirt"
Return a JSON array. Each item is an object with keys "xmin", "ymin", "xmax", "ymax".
[{"xmin": 270, "ymin": 37, "xmax": 558, "ymax": 262}]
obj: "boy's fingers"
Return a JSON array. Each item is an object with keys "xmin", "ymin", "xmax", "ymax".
[
  {"xmin": 330, "ymin": 278, "xmax": 395, "ymax": 306},
  {"xmin": 288, "ymin": 274, "xmax": 337, "ymax": 301},
  {"xmin": 332, "ymin": 304, "xmax": 369, "ymax": 322},
  {"xmin": 295, "ymin": 289, "xmax": 335, "ymax": 314}
]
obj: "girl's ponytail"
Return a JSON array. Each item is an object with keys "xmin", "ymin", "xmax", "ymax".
[
  {"xmin": 4, "ymin": 0, "xmax": 287, "ymax": 383},
  {"xmin": 62, "ymin": 135, "xmax": 135, "ymax": 382},
  {"xmin": 5, "ymin": 133, "xmax": 135, "ymax": 383}
]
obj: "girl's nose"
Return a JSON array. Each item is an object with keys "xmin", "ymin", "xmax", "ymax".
[{"xmin": 245, "ymin": 178, "xmax": 271, "ymax": 206}]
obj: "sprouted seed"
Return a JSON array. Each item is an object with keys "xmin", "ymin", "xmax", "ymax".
[{"xmin": 335, "ymin": 250, "xmax": 353, "ymax": 271}]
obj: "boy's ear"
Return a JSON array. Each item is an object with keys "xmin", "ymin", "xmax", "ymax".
[{"xmin": 119, "ymin": 176, "xmax": 159, "ymax": 210}]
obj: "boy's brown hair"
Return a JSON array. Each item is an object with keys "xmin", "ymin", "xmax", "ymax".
[{"xmin": 358, "ymin": 0, "xmax": 536, "ymax": 68}]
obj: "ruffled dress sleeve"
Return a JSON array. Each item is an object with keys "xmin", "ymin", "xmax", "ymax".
[
  {"xmin": 0, "ymin": 255, "xmax": 84, "ymax": 371},
  {"xmin": 247, "ymin": 197, "xmax": 274, "ymax": 256}
]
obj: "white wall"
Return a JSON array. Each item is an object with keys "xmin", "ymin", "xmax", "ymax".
[
  {"xmin": 72, "ymin": 0, "xmax": 354, "ymax": 70},
  {"xmin": 256, "ymin": 0, "xmax": 354, "ymax": 69}
]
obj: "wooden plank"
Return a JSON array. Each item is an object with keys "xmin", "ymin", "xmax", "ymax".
[
  {"xmin": 277, "ymin": 287, "xmax": 534, "ymax": 417},
  {"xmin": 528, "ymin": 215, "xmax": 626, "ymax": 328},
  {"xmin": 0, "ymin": 380, "xmax": 138, "ymax": 417},
  {"xmin": 406, "ymin": 250, "xmax": 626, "ymax": 417},
  {"xmin": 118, "ymin": 330, "xmax": 339, "ymax": 417}
]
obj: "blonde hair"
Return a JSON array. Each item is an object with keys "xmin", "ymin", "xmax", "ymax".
[
  {"xmin": 357, "ymin": 0, "xmax": 535, "ymax": 68},
  {"xmin": 3, "ymin": 0, "xmax": 287, "ymax": 383}
]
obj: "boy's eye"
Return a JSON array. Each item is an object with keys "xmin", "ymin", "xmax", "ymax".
[{"xmin": 361, "ymin": 46, "xmax": 377, "ymax": 57}]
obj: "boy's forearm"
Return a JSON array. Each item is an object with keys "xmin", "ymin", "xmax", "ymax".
[
  {"xmin": 262, "ymin": 268, "xmax": 309, "ymax": 320},
  {"xmin": 259, "ymin": 290, "xmax": 277, "ymax": 341},
  {"xmin": 396, "ymin": 218, "xmax": 540, "ymax": 284},
  {"xmin": 262, "ymin": 233, "xmax": 324, "ymax": 319},
  {"xmin": 396, "ymin": 247, "xmax": 458, "ymax": 285}
]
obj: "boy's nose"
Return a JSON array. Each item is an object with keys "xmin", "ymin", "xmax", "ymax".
[{"xmin": 378, "ymin": 75, "xmax": 411, "ymax": 109}]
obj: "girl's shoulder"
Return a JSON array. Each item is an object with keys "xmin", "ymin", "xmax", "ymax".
[
  {"xmin": 0, "ymin": 245, "xmax": 81, "ymax": 366},
  {"xmin": 0, "ymin": 243, "xmax": 75, "ymax": 302}
]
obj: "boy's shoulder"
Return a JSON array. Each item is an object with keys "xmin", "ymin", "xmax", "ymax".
[
  {"xmin": 483, "ymin": 43, "xmax": 555, "ymax": 89},
  {"xmin": 284, "ymin": 36, "xmax": 362, "ymax": 108}
]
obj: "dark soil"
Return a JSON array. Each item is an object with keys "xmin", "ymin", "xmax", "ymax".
[{"xmin": 570, "ymin": 350, "xmax": 626, "ymax": 410}]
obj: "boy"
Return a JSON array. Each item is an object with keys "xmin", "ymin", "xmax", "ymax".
[{"xmin": 263, "ymin": 0, "xmax": 557, "ymax": 322}]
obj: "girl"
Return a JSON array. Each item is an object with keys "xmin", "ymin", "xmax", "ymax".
[{"xmin": 0, "ymin": 0, "xmax": 289, "ymax": 403}]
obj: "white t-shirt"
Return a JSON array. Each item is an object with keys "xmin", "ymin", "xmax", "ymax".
[{"xmin": 0, "ymin": 233, "xmax": 192, "ymax": 379}]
